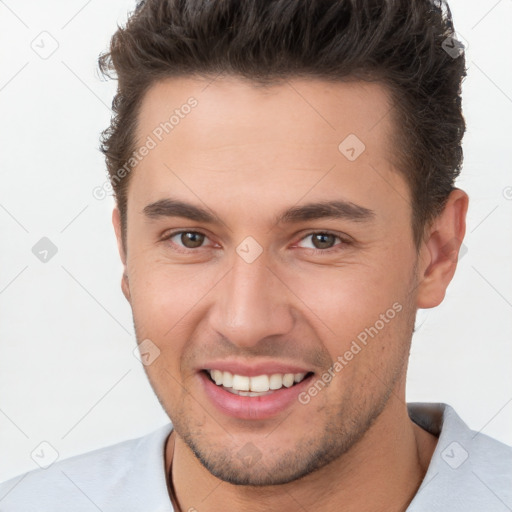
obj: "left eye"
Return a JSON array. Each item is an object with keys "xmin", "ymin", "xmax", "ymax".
[
  {"xmin": 169, "ymin": 231, "xmax": 208, "ymax": 249},
  {"xmin": 297, "ymin": 232, "xmax": 343, "ymax": 250}
]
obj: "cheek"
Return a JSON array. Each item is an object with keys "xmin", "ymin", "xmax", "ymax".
[
  {"xmin": 127, "ymin": 261, "xmax": 210, "ymax": 398},
  {"xmin": 126, "ymin": 255, "xmax": 223, "ymax": 349},
  {"xmin": 276, "ymin": 250, "xmax": 415, "ymax": 383},
  {"xmin": 280, "ymin": 257, "xmax": 409, "ymax": 339}
]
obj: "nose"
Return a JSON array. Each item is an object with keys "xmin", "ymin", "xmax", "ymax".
[{"xmin": 208, "ymin": 251, "xmax": 295, "ymax": 349}]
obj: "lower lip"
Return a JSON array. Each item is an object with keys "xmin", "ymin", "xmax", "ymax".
[{"xmin": 200, "ymin": 371, "xmax": 313, "ymax": 420}]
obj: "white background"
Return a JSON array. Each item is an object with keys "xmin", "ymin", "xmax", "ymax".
[{"xmin": 0, "ymin": 0, "xmax": 511, "ymax": 482}]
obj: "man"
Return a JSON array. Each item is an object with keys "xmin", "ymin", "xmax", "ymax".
[{"xmin": 1, "ymin": 0, "xmax": 510, "ymax": 510}]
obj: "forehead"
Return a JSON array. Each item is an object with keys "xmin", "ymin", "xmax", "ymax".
[
  {"xmin": 129, "ymin": 76, "xmax": 409, "ymax": 225},
  {"xmin": 136, "ymin": 75, "xmax": 395, "ymax": 157}
]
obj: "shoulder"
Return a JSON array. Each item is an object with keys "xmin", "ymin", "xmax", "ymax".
[
  {"xmin": 0, "ymin": 424, "xmax": 174, "ymax": 512},
  {"xmin": 407, "ymin": 402, "xmax": 512, "ymax": 511}
]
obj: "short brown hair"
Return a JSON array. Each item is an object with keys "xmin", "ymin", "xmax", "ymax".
[{"xmin": 98, "ymin": 0, "xmax": 466, "ymax": 249}]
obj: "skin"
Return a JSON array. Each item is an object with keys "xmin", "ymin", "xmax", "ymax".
[{"xmin": 113, "ymin": 76, "xmax": 468, "ymax": 512}]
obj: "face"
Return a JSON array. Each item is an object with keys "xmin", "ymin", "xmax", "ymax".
[{"xmin": 117, "ymin": 76, "xmax": 423, "ymax": 485}]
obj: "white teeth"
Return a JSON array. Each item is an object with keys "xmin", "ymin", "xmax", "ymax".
[
  {"xmin": 212, "ymin": 370, "xmax": 223, "ymax": 385},
  {"xmin": 207, "ymin": 370, "xmax": 308, "ymax": 393},
  {"xmin": 250, "ymin": 375, "xmax": 270, "ymax": 392},
  {"xmin": 232, "ymin": 374, "xmax": 250, "ymax": 391},
  {"xmin": 222, "ymin": 371, "xmax": 233, "ymax": 388},
  {"xmin": 269, "ymin": 374, "xmax": 283, "ymax": 390},
  {"xmin": 228, "ymin": 389, "xmax": 272, "ymax": 397},
  {"xmin": 282, "ymin": 373, "xmax": 294, "ymax": 388}
]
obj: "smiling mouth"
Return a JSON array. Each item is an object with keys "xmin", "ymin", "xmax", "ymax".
[{"xmin": 203, "ymin": 369, "xmax": 314, "ymax": 397}]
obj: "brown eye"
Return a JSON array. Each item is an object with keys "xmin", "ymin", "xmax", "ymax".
[
  {"xmin": 296, "ymin": 232, "xmax": 348, "ymax": 252},
  {"xmin": 176, "ymin": 231, "xmax": 205, "ymax": 248},
  {"xmin": 311, "ymin": 233, "xmax": 337, "ymax": 249}
]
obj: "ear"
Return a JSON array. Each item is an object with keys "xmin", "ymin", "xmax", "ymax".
[
  {"xmin": 112, "ymin": 207, "xmax": 131, "ymax": 303},
  {"xmin": 416, "ymin": 188, "xmax": 469, "ymax": 309}
]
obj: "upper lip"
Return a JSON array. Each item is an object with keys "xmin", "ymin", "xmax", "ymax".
[{"xmin": 199, "ymin": 360, "xmax": 313, "ymax": 377}]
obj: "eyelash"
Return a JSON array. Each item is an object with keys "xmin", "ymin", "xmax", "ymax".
[
  {"xmin": 295, "ymin": 231, "xmax": 351, "ymax": 254},
  {"xmin": 162, "ymin": 230, "xmax": 351, "ymax": 254},
  {"xmin": 163, "ymin": 230, "xmax": 216, "ymax": 254}
]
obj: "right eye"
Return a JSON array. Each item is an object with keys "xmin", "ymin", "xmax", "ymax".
[{"xmin": 167, "ymin": 231, "xmax": 209, "ymax": 249}]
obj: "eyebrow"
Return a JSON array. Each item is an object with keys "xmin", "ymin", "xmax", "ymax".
[
  {"xmin": 275, "ymin": 200, "xmax": 375, "ymax": 224},
  {"xmin": 144, "ymin": 199, "xmax": 216, "ymax": 223},
  {"xmin": 143, "ymin": 198, "xmax": 375, "ymax": 225}
]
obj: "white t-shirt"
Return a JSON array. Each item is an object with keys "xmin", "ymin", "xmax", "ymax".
[{"xmin": 0, "ymin": 403, "xmax": 510, "ymax": 511}]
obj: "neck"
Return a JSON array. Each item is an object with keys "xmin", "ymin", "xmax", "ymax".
[{"xmin": 165, "ymin": 399, "xmax": 438, "ymax": 512}]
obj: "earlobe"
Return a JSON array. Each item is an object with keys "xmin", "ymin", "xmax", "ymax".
[
  {"xmin": 112, "ymin": 208, "xmax": 131, "ymax": 303},
  {"xmin": 416, "ymin": 189, "xmax": 469, "ymax": 309},
  {"xmin": 112, "ymin": 208, "xmax": 126, "ymax": 265},
  {"xmin": 121, "ymin": 272, "xmax": 131, "ymax": 303}
]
